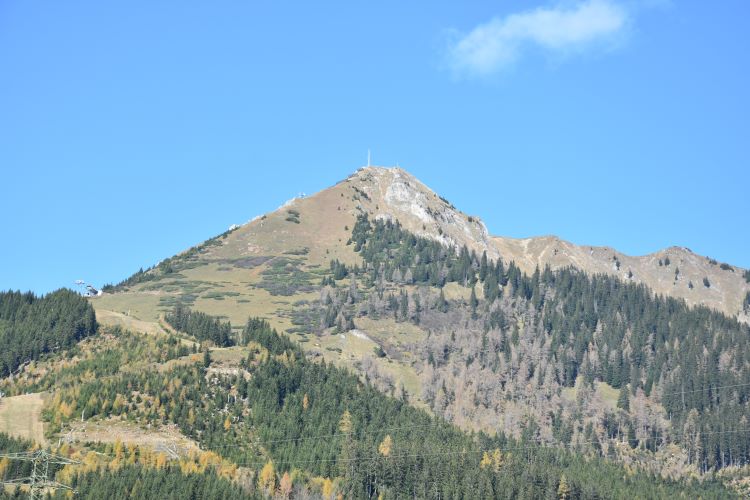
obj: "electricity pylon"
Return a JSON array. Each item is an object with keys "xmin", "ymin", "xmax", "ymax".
[{"xmin": 0, "ymin": 449, "xmax": 79, "ymax": 499}]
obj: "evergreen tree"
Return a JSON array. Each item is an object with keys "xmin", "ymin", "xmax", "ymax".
[
  {"xmin": 399, "ymin": 291, "xmax": 409, "ymax": 322},
  {"xmin": 436, "ymin": 288, "xmax": 449, "ymax": 313},
  {"xmin": 617, "ymin": 386, "xmax": 630, "ymax": 411},
  {"xmin": 469, "ymin": 287, "xmax": 479, "ymax": 315},
  {"xmin": 479, "ymin": 251, "xmax": 488, "ymax": 281}
]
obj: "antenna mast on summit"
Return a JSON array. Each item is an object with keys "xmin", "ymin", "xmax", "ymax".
[{"xmin": 367, "ymin": 149, "xmax": 371, "ymax": 167}]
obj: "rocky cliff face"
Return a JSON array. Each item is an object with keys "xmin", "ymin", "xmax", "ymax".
[{"xmin": 346, "ymin": 167, "xmax": 500, "ymax": 260}]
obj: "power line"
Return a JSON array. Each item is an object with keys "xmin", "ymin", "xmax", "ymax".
[
  {"xmin": 193, "ymin": 377, "xmax": 750, "ymax": 454},
  {"xmin": 660, "ymin": 381, "xmax": 750, "ymax": 397},
  {"xmin": 205, "ymin": 421, "xmax": 447, "ymax": 450},
  {"xmin": 0, "ymin": 449, "xmax": 80, "ymax": 500},
  {"xmin": 223, "ymin": 427, "xmax": 750, "ymax": 469},
  {"xmin": 134, "ymin": 422, "xmax": 750, "ymax": 468},
  {"xmin": 50, "ymin": 376, "xmax": 750, "ymax": 460},
  {"xmin": 60, "ymin": 414, "xmax": 750, "ymax": 472}
]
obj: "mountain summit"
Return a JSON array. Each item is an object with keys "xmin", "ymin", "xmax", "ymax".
[{"xmin": 204, "ymin": 166, "xmax": 499, "ymax": 269}]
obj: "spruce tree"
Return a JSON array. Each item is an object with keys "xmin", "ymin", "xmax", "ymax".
[
  {"xmin": 479, "ymin": 251, "xmax": 488, "ymax": 281},
  {"xmin": 399, "ymin": 291, "xmax": 409, "ymax": 322},
  {"xmin": 437, "ymin": 288, "xmax": 449, "ymax": 313},
  {"xmin": 617, "ymin": 386, "xmax": 630, "ymax": 411},
  {"xmin": 470, "ymin": 287, "xmax": 479, "ymax": 315}
]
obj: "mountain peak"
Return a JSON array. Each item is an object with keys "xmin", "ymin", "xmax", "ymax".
[{"xmin": 345, "ymin": 166, "xmax": 499, "ymax": 259}]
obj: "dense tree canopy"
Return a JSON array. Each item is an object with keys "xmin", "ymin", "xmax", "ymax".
[
  {"xmin": 0, "ymin": 462, "xmax": 252, "ymax": 500},
  {"xmin": 165, "ymin": 304, "xmax": 232, "ymax": 347},
  {"xmin": 0, "ymin": 289, "xmax": 97, "ymax": 377}
]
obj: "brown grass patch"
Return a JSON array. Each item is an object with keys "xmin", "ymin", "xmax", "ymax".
[{"xmin": 0, "ymin": 392, "xmax": 46, "ymax": 444}]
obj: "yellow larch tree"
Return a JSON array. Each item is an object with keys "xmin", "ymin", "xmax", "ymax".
[
  {"xmin": 58, "ymin": 401, "xmax": 74, "ymax": 420},
  {"xmin": 480, "ymin": 448, "xmax": 505, "ymax": 472},
  {"xmin": 557, "ymin": 473, "xmax": 571, "ymax": 499},
  {"xmin": 258, "ymin": 460, "xmax": 276, "ymax": 496},
  {"xmin": 179, "ymin": 458, "xmax": 199, "ymax": 475},
  {"xmin": 339, "ymin": 410, "xmax": 353, "ymax": 433},
  {"xmin": 218, "ymin": 461, "xmax": 238, "ymax": 480},
  {"xmin": 82, "ymin": 451, "xmax": 99, "ymax": 473},
  {"xmin": 491, "ymin": 448, "xmax": 505, "ymax": 471},
  {"xmin": 378, "ymin": 435, "xmax": 392, "ymax": 457},
  {"xmin": 321, "ymin": 478, "xmax": 334, "ymax": 499},
  {"xmin": 154, "ymin": 452, "xmax": 168, "ymax": 470}
]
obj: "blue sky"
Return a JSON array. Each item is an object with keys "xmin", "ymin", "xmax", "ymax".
[{"xmin": 1, "ymin": 1, "xmax": 748, "ymax": 294}]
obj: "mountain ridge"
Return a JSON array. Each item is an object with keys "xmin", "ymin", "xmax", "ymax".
[{"xmin": 182, "ymin": 165, "xmax": 748, "ymax": 321}]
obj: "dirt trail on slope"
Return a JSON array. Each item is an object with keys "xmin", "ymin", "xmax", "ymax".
[
  {"xmin": 95, "ymin": 309, "xmax": 197, "ymax": 348},
  {"xmin": 96, "ymin": 309, "xmax": 167, "ymax": 336}
]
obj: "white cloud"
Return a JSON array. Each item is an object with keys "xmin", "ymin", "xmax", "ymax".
[{"xmin": 446, "ymin": 0, "xmax": 629, "ymax": 76}]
